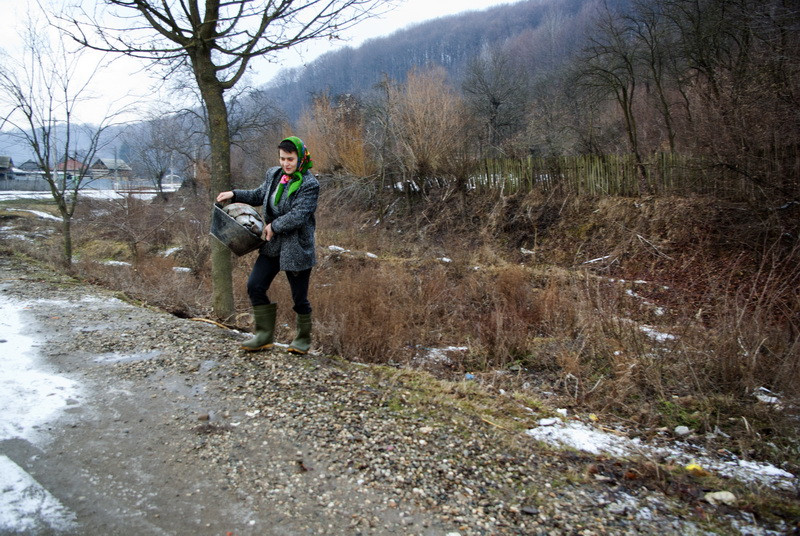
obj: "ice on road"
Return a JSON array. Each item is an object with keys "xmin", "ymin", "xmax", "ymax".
[{"xmin": 0, "ymin": 296, "xmax": 81, "ymax": 532}]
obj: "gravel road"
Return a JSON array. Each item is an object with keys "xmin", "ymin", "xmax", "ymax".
[{"xmin": 0, "ymin": 252, "xmax": 789, "ymax": 535}]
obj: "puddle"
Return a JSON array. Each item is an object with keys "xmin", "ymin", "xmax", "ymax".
[
  {"xmin": 35, "ymin": 296, "xmax": 127, "ymax": 309},
  {"xmin": 93, "ymin": 350, "xmax": 163, "ymax": 364}
]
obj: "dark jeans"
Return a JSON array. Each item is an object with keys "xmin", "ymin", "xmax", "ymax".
[{"xmin": 247, "ymin": 254, "xmax": 312, "ymax": 314}]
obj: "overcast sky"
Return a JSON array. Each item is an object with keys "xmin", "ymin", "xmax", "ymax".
[{"xmin": 0, "ymin": 0, "xmax": 514, "ymax": 125}]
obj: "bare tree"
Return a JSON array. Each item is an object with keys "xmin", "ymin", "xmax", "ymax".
[
  {"xmin": 299, "ymin": 93, "xmax": 372, "ymax": 176},
  {"xmin": 462, "ymin": 46, "xmax": 528, "ymax": 156},
  {"xmin": 125, "ymin": 116, "xmax": 188, "ymax": 200},
  {"xmin": 525, "ymin": 72, "xmax": 593, "ymax": 157},
  {"xmin": 577, "ymin": 1, "xmax": 650, "ymax": 194},
  {"xmin": 61, "ymin": 0, "xmax": 393, "ymax": 319},
  {"xmin": 389, "ymin": 67, "xmax": 467, "ymax": 186},
  {"xmin": 0, "ymin": 15, "xmax": 121, "ymax": 268},
  {"xmin": 661, "ymin": 0, "xmax": 800, "ymax": 200},
  {"xmin": 627, "ymin": 0, "xmax": 679, "ymax": 153}
]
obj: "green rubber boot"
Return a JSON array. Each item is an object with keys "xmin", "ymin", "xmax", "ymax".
[
  {"xmin": 240, "ymin": 303, "xmax": 277, "ymax": 352},
  {"xmin": 287, "ymin": 313, "xmax": 312, "ymax": 354}
]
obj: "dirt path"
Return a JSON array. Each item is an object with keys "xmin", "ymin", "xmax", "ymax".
[
  {"xmin": 0, "ymin": 255, "xmax": 445, "ymax": 535},
  {"xmin": 1, "ymin": 252, "xmax": 794, "ymax": 536}
]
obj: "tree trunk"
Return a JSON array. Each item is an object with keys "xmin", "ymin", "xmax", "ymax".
[
  {"xmin": 195, "ymin": 56, "xmax": 235, "ymax": 320},
  {"xmin": 653, "ymin": 77, "xmax": 676, "ymax": 153},
  {"xmin": 618, "ymin": 86, "xmax": 650, "ymax": 196},
  {"xmin": 62, "ymin": 216, "xmax": 73, "ymax": 269}
]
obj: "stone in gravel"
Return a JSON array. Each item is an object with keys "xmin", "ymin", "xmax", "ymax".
[
  {"xmin": 608, "ymin": 502, "xmax": 628, "ymax": 515},
  {"xmin": 521, "ymin": 506, "xmax": 539, "ymax": 515},
  {"xmin": 704, "ymin": 491, "xmax": 736, "ymax": 506}
]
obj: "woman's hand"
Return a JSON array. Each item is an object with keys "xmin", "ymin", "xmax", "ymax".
[
  {"xmin": 216, "ymin": 191, "xmax": 234, "ymax": 203},
  {"xmin": 263, "ymin": 223, "xmax": 274, "ymax": 241}
]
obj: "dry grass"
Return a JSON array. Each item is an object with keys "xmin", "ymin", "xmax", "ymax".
[
  {"xmin": 4, "ymin": 185, "xmax": 798, "ymax": 465},
  {"xmin": 310, "ymin": 186, "xmax": 798, "ymax": 463}
]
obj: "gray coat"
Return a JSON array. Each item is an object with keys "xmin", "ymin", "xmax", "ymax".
[{"xmin": 233, "ymin": 166, "xmax": 319, "ymax": 271}]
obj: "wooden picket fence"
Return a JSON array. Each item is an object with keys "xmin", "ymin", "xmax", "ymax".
[{"xmin": 468, "ymin": 151, "xmax": 799, "ymax": 199}]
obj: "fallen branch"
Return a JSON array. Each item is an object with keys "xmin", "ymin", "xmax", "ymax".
[
  {"xmin": 481, "ymin": 417, "xmax": 512, "ymax": 431},
  {"xmin": 190, "ymin": 317, "xmax": 233, "ymax": 330},
  {"xmin": 636, "ymin": 234, "xmax": 674, "ymax": 260}
]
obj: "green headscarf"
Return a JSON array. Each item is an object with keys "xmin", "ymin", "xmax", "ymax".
[{"xmin": 275, "ymin": 136, "xmax": 313, "ymax": 203}]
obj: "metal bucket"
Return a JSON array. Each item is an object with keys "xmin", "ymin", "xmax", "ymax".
[{"xmin": 210, "ymin": 203, "xmax": 264, "ymax": 256}]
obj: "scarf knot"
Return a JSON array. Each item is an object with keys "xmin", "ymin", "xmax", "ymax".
[{"xmin": 275, "ymin": 173, "xmax": 300, "ymax": 204}]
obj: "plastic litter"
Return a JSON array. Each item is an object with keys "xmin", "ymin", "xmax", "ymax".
[
  {"xmin": 686, "ymin": 463, "xmax": 711, "ymax": 477},
  {"xmin": 674, "ymin": 425, "xmax": 691, "ymax": 436}
]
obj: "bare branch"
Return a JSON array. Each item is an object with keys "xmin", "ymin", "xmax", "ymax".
[
  {"xmin": 54, "ymin": 0, "xmax": 394, "ymax": 317},
  {"xmin": 0, "ymin": 10, "xmax": 130, "ymax": 266}
]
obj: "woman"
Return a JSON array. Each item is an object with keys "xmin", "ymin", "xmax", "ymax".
[{"xmin": 216, "ymin": 136, "xmax": 319, "ymax": 354}]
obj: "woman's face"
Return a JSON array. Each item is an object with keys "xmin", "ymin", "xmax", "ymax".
[{"xmin": 279, "ymin": 149, "xmax": 298, "ymax": 175}]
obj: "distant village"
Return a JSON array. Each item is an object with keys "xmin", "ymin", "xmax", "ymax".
[
  {"xmin": 1, "ymin": 155, "xmax": 131, "ymax": 179},
  {"xmin": 0, "ymin": 155, "xmax": 183, "ymax": 192}
]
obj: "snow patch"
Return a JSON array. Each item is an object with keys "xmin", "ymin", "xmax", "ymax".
[
  {"xmin": 0, "ymin": 455, "xmax": 77, "ymax": 533},
  {"xmin": 0, "ymin": 190, "xmax": 165, "ymax": 202},
  {"xmin": 410, "ymin": 345, "xmax": 468, "ymax": 365},
  {"xmin": 0, "ymin": 296, "xmax": 82, "ymax": 443},
  {"xmin": 6, "ymin": 208, "xmax": 61, "ymax": 221},
  {"xmin": 527, "ymin": 419, "xmax": 632, "ymax": 457},
  {"xmin": 0, "ymin": 297, "xmax": 84, "ymax": 532},
  {"xmin": 526, "ymin": 419, "xmax": 795, "ymax": 491},
  {"xmin": 639, "ymin": 325, "xmax": 676, "ymax": 342},
  {"xmin": 1, "ymin": 234, "xmax": 33, "ymax": 242}
]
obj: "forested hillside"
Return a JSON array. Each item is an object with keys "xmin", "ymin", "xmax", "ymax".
[
  {"xmin": 263, "ymin": 0, "xmax": 595, "ymax": 121},
  {"xmin": 242, "ymin": 0, "xmax": 797, "ymax": 209}
]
